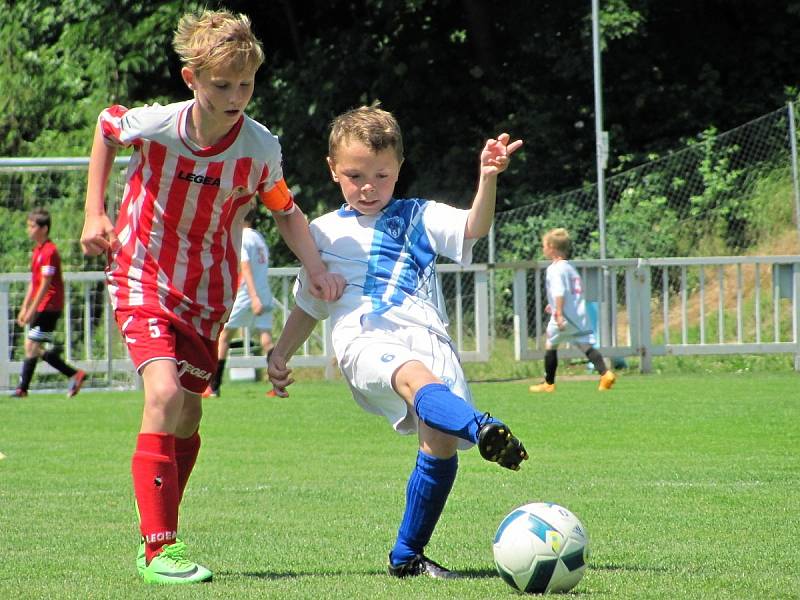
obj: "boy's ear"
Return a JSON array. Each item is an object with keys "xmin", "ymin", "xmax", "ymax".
[
  {"xmin": 181, "ymin": 67, "xmax": 196, "ymax": 91},
  {"xmin": 326, "ymin": 157, "xmax": 339, "ymax": 182}
]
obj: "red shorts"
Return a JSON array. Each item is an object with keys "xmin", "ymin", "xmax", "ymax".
[{"xmin": 115, "ymin": 307, "xmax": 217, "ymax": 394}]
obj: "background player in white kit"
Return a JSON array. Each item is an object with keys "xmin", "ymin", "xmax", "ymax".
[
  {"xmin": 205, "ymin": 207, "xmax": 278, "ymax": 398},
  {"xmin": 268, "ymin": 105, "xmax": 527, "ymax": 579},
  {"xmin": 529, "ymin": 227, "xmax": 617, "ymax": 393}
]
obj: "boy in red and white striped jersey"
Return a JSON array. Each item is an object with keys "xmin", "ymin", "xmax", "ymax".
[{"xmin": 80, "ymin": 9, "xmax": 343, "ymax": 585}]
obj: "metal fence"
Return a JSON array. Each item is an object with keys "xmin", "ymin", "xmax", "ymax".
[
  {"xmin": 506, "ymin": 256, "xmax": 800, "ymax": 372},
  {"xmin": 3, "ymin": 254, "xmax": 800, "ymax": 393},
  {"xmin": 478, "ymin": 103, "xmax": 800, "ymax": 266},
  {"xmin": 0, "ymin": 265, "xmax": 489, "ymax": 392},
  {"xmin": 2, "ymin": 103, "xmax": 800, "ymax": 391}
]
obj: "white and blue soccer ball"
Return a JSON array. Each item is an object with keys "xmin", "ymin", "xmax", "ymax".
[{"xmin": 492, "ymin": 502, "xmax": 589, "ymax": 594}]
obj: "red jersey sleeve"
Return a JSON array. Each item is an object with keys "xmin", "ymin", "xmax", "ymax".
[
  {"xmin": 258, "ymin": 178, "xmax": 295, "ymax": 214},
  {"xmin": 39, "ymin": 244, "xmax": 58, "ymax": 277},
  {"xmin": 98, "ymin": 105, "xmax": 134, "ymax": 148}
]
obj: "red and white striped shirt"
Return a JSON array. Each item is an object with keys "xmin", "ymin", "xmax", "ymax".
[{"xmin": 100, "ymin": 100, "xmax": 294, "ymax": 340}]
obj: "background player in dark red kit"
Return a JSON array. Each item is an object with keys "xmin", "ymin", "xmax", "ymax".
[{"xmin": 12, "ymin": 208, "xmax": 86, "ymax": 399}]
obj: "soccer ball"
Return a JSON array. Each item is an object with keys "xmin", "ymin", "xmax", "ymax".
[{"xmin": 492, "ymin": 502, "xmax": 589, "ymax": 594}]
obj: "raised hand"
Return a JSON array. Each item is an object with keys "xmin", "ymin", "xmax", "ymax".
[{"xmin": 480, "ymin": 133, "xmax": 523, "ymax": 177}]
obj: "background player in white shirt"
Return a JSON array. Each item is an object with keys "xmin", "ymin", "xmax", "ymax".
[
  {"xmin": 205, "ymin": 207, "xmax": 276, "ymax": 398},
  {"xmin": 79, "ymin": 9, "xmax": 343, "ymax": 585},
  {"xmin": 268, "ymin": 105, "xmax": 527, "ymax": 578},
  {"xmin": 529, "ymin": 228, "xmax": 617, "ymax": 393}
]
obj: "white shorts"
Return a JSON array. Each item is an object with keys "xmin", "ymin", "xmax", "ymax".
[
  {"xmin": 224, "ymin": 297, "xmax": 273, "ymax": 331},
  {"xmin": 546, "ymin": 316, "xmax": 595, "ymax": 346},
  {"xmin": 338, "ymin": 322, "xmax": 474, "ymax": 449}
]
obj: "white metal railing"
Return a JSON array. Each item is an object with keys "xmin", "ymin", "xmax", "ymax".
[
  {"xmin": 3, "ymin": 256, "xmax": 800, "ymax": 391},
  {"xmin": 506, "ymin": 255, "xmax": 800, "ymax": 372},
  {"xmin": 0, "ymin": 264, "xmax": 490, "ymax": 390}
]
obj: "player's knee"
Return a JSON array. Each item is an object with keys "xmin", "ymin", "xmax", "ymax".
[
  {"xmin": 146, "ymin": 378, "xmax": 184, "ymax": 410},
  {"xmin": 393, "ymin": 360, "xmax": 437, "ymax": 398}
]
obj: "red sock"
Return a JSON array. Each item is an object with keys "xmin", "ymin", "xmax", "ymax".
[
  {"xmin": 175, "ymin": 430, "xmax": 201, "ymax": 504},
  {"xmin": 132, "ymin": 433, "xmax": 179, "ymax": 563}
]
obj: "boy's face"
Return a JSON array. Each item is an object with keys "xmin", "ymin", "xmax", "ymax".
[
  {"xmin": 542, "ymin": 239, "xmax": 556, "ymax": 260},
  {"xmin": 26, "ymin": 219, "xmax": 47, "ymax": 243},
  {"xmin": 182, "ymin": 63, "xmax": 257, "ymax": 130},
  {"xmin": 326, "ymin": 140, "xmax": 401, "ymax": 216}
]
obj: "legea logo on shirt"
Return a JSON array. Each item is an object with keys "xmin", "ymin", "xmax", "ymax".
[
  {"xmin": 177, "ymin": 170, "xmax": 221, "ymax": 187},
  {"xmin": 383, "ymin": 216, "xmax": 405, "ymax": 239}
]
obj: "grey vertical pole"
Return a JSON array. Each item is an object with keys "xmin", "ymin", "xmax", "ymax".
[
  {"xmin": 592, "ymin": 0, "xmax": 611, "ymax": 346},
  {"xmin": 788, "ymin": 102, "xmax": 800, "ymax": 244},
  {"xmin": 488, "ymin": 223, "xmax": 495, "ymax": 349}
]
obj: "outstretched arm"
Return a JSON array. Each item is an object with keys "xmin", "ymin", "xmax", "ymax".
[
  {"xmin": 81, "ymin": 123, "xmax": 119, "ymax": 256},
  {"xmin": 465, "ymin": 133, "xmax": 523, "ymax": 240},
  {"xmin": 267, "ymin": 305, "xmax": 319, "ymax": 397},
  {"xmin": 272, "ymin": 208, "xmax": 345, "ymax": 302}
]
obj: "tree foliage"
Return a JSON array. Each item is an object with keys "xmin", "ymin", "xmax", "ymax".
[{"xmin": 2, "ymin": 0, "xmax": 799, "ymax": 265}]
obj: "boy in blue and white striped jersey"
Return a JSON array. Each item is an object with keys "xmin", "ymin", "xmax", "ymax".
[{"xmin": 268, "ymin": 104, "xmax": 526, "ymax": 579}]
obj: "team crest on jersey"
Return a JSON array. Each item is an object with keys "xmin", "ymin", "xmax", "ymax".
[{"xmin": 383, "ymin": 216, "xmax": 405, "ymax": 239}]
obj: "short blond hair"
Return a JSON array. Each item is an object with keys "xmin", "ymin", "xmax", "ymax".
[
  {"xmin": 328, "ymin": 104, "xmax": 404, "ymax": 162},
  {"xmin": 172, "ymin": 9, "xmax": 264, "ymax": 73},
  {"xmin": 543, "ymin": 227, "xmax": 571, "ymax": 257}
]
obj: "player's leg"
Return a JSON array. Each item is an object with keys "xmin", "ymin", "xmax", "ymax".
[
  {"xmin": 135, "ymin": 359, "xmax": 185, "ymax": 559},
  {"xmin": 576, "ymin": 341, "xmax": 616, "ymax": 390},
  {"xmin": 121, "ymin": 309, "xmax": 213, "ymax": 584},
  {"xmin": 259, "ymin": 329, "xmax": 274, "ymax": 358},
  {"xmin": 13, "ymin": 337, "xmax": 42, "ymax": 397},
  {"xmin": 388, "ymin": 423, "xmax": 459, "ymax": 578},
  {"xmin": 207, "ymin": 327, "xmax": 233, "ymax": 397},
  {"xmin": 175, "ymin": 392, "xmax": 202, "ymax": 504},
  {"xmin": 394, "ymin": 359, "xmax": 527, "ymax": 469},
  {"xmin": 13, "ymin": 311, "xmax": 55, "ymax": 396},
  {"xmin": 530, "ymin": 329, "xmax": 558, "ymax": 393},
  {"xmin": 136, "ymin": 364, "xmax": 212, "ymax": 584}
]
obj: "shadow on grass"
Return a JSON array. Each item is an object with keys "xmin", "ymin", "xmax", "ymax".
[
  {"xmin": 591, "ymin": 562, "xmax": 670, "ymax": 573},
  {"xmin": 238, "ymin": 567, "xmax": 499, "ymax": 579}
]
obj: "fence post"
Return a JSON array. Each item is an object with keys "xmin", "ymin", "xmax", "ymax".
[
  {"xmin": 636, "ymin": 260, "xmax": 653, "ymax": 373},
  {"xmin": 0, "ymin": 282, "xmax": 9, "ymax": 389},
  {"xmin": 488, "ymin": 223, "xmax": 495, "ymax": 349},
  {"xmin": 788, "ymin": 102, "xmax": 800, "ymax": 244},
  {"xmin": 512, "ymin": 268, "xmax": 528, "ymax": 360},
  {"xmin": 794, "ymin": 263, "xmax": 800, "ymax": 372}
]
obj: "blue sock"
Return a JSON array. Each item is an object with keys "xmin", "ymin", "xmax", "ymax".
[
  {"xmin": 390, "ymin": 451, "xmax": 458, "ymax": 566},
  {"xmin": 414, "ymin": 382, "xmax": 497, "ymax": 444}
]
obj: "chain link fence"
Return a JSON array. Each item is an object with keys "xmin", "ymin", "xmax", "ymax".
[{"xmin": 472, "ymin": 103, "xmax": 800, "ymax": 342}]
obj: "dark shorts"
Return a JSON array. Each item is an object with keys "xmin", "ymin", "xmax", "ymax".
[{"xmin": 27, "ymin": 311, "xmax": 61, "ymax": 343}]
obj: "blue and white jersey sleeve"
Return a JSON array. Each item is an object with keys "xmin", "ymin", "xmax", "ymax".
[
  {"xmin": 420, "ymin": 201, "xmax": 475, "ymax": 265},
  {"xmin": 293, "ymin": 268, "xmax": 330, "ymax": 321}
]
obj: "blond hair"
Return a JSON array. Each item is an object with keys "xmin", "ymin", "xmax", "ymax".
[
  {"xmin": 328, "ymin": 104, "xmax": 404, "ymax": 162},
  {"xmin": 172, "ymin": 9, "xmax": 264, "ymax": 73},
  {"xmin": 543, "ymin": 227, "xmax": 571, "ymax": 257}
]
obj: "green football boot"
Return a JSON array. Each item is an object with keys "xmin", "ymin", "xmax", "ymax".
[
  {"xmin": 137, "ymin": 539, "xmax": 145, "ymax": 575},
  {"xmin": 141, "ymin": 540, "xmax": 212, "ymax": 584},
  {"xmin": 138, "ymin": 537, "xmax": 187, "ymax": 575}
]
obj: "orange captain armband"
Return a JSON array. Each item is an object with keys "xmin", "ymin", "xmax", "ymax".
[{"xmin": 258, "ymin": 178, "xmax": 295, "ymax": 213}]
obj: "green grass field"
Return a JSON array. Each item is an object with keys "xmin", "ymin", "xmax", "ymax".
[{"xmin": 2, "ymin": 373, "xmax": 799, "ymax": 599}]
